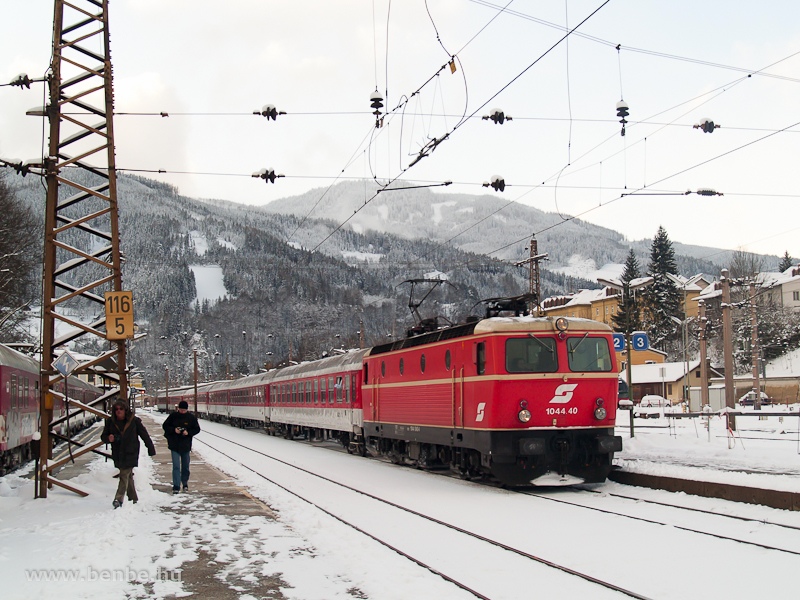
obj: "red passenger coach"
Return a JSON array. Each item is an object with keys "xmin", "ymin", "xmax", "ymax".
[
  {"xmin": 1, "ymin": 343, "xmax": 102, "ymax": 474},
  {"xmin": 362, "ymin": 316, "xmax": 622, "ymax": 485},
  {"xmin": 266, "ymin": 349, "xmax": 368, "ymax": 449},
  {"xmin": 0, "ymin": 344, "xmax": 40, "ymax": 473}
]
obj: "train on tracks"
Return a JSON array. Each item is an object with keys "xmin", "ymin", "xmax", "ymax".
[
  {"xmin": 0, "ymin": 343, "xmax": 103, "ymax": 474},
  {"xmin": 157, "ymin": 313, "xmax": 623, "ymax": 486}
]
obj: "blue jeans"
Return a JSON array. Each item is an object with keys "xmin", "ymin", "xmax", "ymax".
[{"xmin": 171, "ymin": 450, "xmax": 191, "ymax": 490}]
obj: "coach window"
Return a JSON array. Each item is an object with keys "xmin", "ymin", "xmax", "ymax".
[
  {"xmin": 381, "ymin": 361, "xmax": 386, "ymax": 377},
  {"xmin": 476, "ymin": 342, "xmax": 486, "ymax": 375},
  {"xmin": 420, "ymin": 354, "xmax": 426, "ymax": 373},
  {"xmin": 11, "ymin": 374, "xmax": 17, "ymax": 408},
  {"xmin": 335, "ymin": 376, "xmax": 343, "ymax": 403},
  {"xmin": 306, "ymin": 381, "xmax": 312, "ymax": 403},
  {"xmin": 328, "ymin": 377, "xmax": 335, "ymax": 403},
  {"xmin": 445, "ymin": 350, "xmax": 451, "ymax": 371},
  {"xmin": 344, "ymin": 376, "xmax": 350, "ymax": 404},
  {"xmin": 292, "ymin": 383, "xmax": 297, "ymax": 403},
  {"xmin": 320, "ymin": 377, "xmax": 327, "ymax": 403},
  {"xmin": 314, "ymin": 379, "xmax": 319, "ymax": 403},
  {"xmin": 399, "ymin": 358, "xmax": 404, "ymax": 375}
]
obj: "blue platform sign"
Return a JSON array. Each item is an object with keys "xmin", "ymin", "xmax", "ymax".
[
  {"xmin": 631, "ymin": 331, "xmax": 650, "ymax": 351},
  {"xmin": 612, "ymin": 333, "xmax": 625, "ymax": 351}
]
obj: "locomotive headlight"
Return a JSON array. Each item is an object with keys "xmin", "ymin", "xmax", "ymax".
[
  {"xmin": 594, "ymin": 397, "xmax": 607, "ymax": 419},
  {"xmin": 518, "ymin": 409, "xmax": 531, "ymax": 423},
  {"xmin": 555, "ymin": 317, "xmax": 569, "ymax": 332}
]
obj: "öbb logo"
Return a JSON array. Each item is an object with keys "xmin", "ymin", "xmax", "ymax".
[{"xmin": 549, "ymin": 383, "xmax": 578, "ymax": 404}]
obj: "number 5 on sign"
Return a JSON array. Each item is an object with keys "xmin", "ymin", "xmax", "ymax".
[{"xmin": 105, "ymin": 291, "xmax": 134, "ymax": 340}]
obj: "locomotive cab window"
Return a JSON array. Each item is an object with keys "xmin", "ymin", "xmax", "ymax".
[
  {"xmin": 567, "ymin": 335, "xmax": 613, "ymax": 372},
  {"xmin": 506, "ymin": 337, "xmax": 557, "ymax": 373},
  {"xmin": 475, "ymin": 342, "xmax": 486, "ymax": 375}
]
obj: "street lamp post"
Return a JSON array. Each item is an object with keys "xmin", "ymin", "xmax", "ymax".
[
  {"xmin": 165, "ymin": 364, "xmax": 170, "ymax": 409},
  {"xmin": 193, "ymin": 348, "xmax": 198, "ymax": 413},
  {"xmin": 598, "ymin": 275, "xmax": 654, "ymax": 439}
]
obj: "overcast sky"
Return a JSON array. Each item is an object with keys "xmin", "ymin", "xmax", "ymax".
[{"xmin": 2, "ymin": 1, "xmax": 799, "ymax": 261}]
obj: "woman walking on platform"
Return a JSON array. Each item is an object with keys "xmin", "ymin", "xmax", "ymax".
[{"xmin": 101, "ymin": 400, "xmax": 156, "ymax": 508}]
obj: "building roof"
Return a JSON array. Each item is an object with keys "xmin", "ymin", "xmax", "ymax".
[
  {"xmin": 757, "ymin": 265, "xmax": 800, "ymax": 288},
  {"xmin": 619, "ymin": 359, "xmax": 718, "ymax": 384}
]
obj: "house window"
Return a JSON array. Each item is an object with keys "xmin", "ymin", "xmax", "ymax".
[{"xmin": 794, "ymin": 291, "xmax": 800, "ymax": 301}]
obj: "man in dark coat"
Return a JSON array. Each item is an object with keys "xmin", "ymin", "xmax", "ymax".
[
  {"xmin": 101, "ymin": 400, "xmax": 156, "ymax": 508},
  {"xmin": 162, "ymin": 400, "xmax": 201, "ymax": 494}
]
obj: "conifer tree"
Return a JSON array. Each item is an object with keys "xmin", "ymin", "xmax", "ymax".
[
  {"xmin": 611, "ymin": 249, "xmax": 643, "ymax": 334},
  {"xmin": 641, "ymin": 226, "xmax": 682, "ymax": 348},
  {"xmin": 778, "ymin": 250, "xmax": 794, "ymax": 272},
  {"xmin": 0, "ymin": 174, "xmax": 40, "ymax": 341}
]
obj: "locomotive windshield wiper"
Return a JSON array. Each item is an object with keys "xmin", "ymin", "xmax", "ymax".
[
  {"xmin": 568, "ymin": 332, "xmax": 590, "ymax": 354},
  {"xmin": 527, "ymin": 333, "xmax": 554, "ymax": 354}
]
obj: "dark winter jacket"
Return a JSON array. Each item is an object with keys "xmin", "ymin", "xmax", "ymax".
[
  {"xmin": 101, "ymin": 402, "xmax": 156, "ymax": 469},
  {"xmin": 162, "ymin": 410, "xmax": 201, "ymax": 453}
]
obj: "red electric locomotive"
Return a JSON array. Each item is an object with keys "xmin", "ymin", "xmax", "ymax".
[{"xmin": 362, "ymin": 316, "xmax": 622, "ymax": 485}]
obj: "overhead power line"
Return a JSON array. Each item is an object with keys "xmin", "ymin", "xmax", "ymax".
[{"xmin": 466, "ymin": 0, "xmax": 800, "ymax": 84}]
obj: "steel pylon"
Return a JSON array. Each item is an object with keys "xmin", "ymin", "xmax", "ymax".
[{"xmin": 38, "ymin": 0, "xmax": 128, "ymax": 498}]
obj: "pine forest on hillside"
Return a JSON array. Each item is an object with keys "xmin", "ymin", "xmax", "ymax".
[{"xmin": 2, "ymin": 171, "xmax": 796, "ymax": 390}]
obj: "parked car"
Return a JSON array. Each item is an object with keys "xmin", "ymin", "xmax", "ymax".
[
  {"xmin": 738, "ymin": 391, "xmax": 771, "ymax": 406},
  {"xmin": 640, "ymin": 394, "xmax": 670, "ymax": 408}
]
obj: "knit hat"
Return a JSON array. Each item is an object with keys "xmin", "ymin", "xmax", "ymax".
[{"xmin": 178, "ymin": 400, "xmax": 189, "ymax": 409}]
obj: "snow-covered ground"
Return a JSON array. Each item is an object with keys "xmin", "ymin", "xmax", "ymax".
[{"xmin": 1, "ymin": 408, "xmax": 799, "ymax": 599}]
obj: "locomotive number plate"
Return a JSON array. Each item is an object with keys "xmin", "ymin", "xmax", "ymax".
[{"xmin": 546, "ymin": 407, "xmax": 578, "ymax": 416}]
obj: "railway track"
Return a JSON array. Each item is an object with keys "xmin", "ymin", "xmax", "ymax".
[
  {"xmin": 196, "ymin": 429, "xmax": 651, "ymax": 600},
  {"xmin": 518, "ymin": 486, "xmax": 800, "ymax": 556}
]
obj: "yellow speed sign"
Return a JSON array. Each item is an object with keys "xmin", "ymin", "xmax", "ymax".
[{"xmin": 105, "ymin": 291, "xmax": 134, "ymax": 340}]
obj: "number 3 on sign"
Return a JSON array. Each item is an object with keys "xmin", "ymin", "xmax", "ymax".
[{"xmin": 105, "ymin": 291, "xmax": 134, "ymax": 340}]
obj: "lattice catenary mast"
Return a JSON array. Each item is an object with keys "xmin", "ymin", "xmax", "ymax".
[{"xmin": 38, "ymin": 0, "xmax": 133, "ymax": 498}]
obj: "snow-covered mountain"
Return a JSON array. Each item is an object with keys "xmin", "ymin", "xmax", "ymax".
[{"xmin": 261, "ymin": 180, "xmax": 727, "ymax": 275}]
